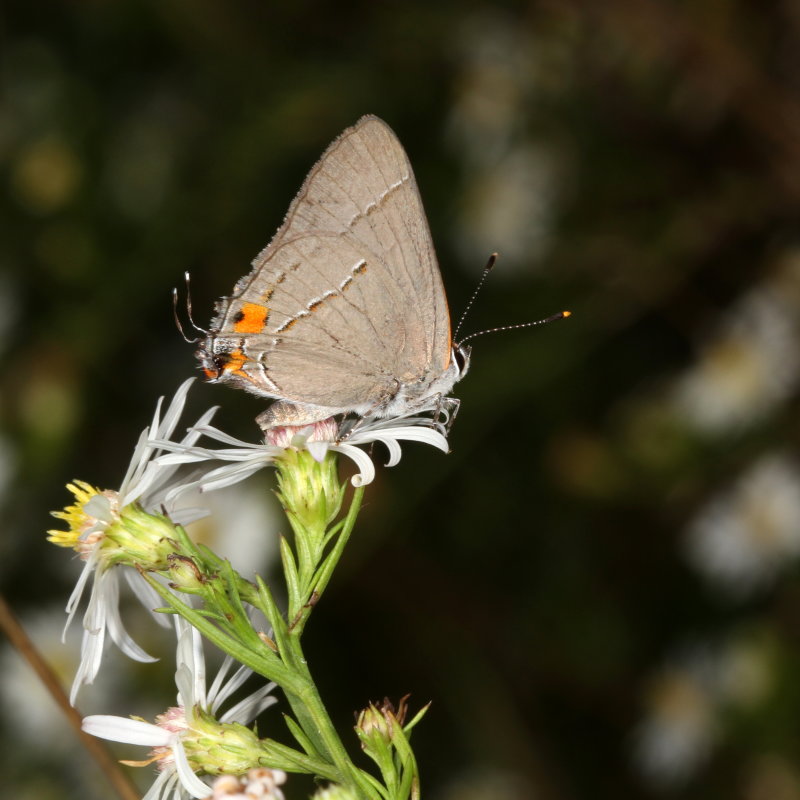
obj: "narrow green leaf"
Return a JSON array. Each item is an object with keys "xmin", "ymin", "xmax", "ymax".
[
  {"xmin": 402, "ymin": 702, "xmax": 430, "ymax": 734},
  {"xmin": 279, "ymin": 535, "xmax": 302, "ymax": 615},
  {"xmin": 309, "ymin": 486, "xmax": 364, "ymax": 602},
  {"xmin": 255, "ymin": 736, "xmax": 341, "ymax": 781},
  {"xmin": 282, "ymin": 713, "xmax": 321, "ymax": 758}
]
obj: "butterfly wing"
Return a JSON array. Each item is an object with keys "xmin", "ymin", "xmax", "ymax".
[{"xmin": 201, "ymin": 115, "xmax": 453, "ymax": 410}]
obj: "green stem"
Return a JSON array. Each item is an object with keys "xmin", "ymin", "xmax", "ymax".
[
  {"xmin": 283, "ymin": 638, "xmax": 380, "ymax": 800},
  {"xmin": 278, "ymin": 484, "xmax": 377, "ymax": 798}
]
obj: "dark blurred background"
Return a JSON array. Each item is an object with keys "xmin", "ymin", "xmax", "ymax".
[{"xmin": 3, "ymin": 1, "xmax": 800, "ymax": 798}]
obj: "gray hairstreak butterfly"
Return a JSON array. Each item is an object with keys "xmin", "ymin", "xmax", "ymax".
[
  {"xmin": 194, "ymin": 115, "xmax": 569, "ymax": 434},
  {"xmin": 197, "ymin": 115, "xmax": 469, "ymax": 433}
]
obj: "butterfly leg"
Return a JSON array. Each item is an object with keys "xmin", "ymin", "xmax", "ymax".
[
  {"xmin": 431, "ymin": 394, "xmax": 460, "ymax": 432},
  {"xmin": 442, "ymin": 397, "xmax": 460, "ymax": 433}
]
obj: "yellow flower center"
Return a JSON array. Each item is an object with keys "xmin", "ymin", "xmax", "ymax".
[{"xmin": 47, "ymin": 480, "xmax": 114, "ymax": 553}]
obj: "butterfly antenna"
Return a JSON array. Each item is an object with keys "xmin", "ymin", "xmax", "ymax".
[
  {"xmin": 457, "ymin": 310, "xmax": 571, "ymax": 347},
  {"xmin": 172, "ymin": 271, "xmax": 207, "ymax": 344},
  {"xmin": 454, "ymin": 252, "xmax": 498, "ymax": 342}
]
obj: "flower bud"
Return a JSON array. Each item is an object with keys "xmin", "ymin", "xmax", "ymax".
[
  {"xmin": 167, "ymin": 554, "xmax": 208, "ymax": 591},
  {"xmin": 275, "ymin": 447, "xmax": 344, "ymax": 536},
  {"xmin": 356, "ymin": 696, "xmax": 409, "ymax": 743},
  {"xmin": 182, "ymin": 708, "xmax": 265, "ymax": 778}
]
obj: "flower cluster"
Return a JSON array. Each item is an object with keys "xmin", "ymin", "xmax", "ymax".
[
  {"xmin": 48, "ymin": 379, "xmax": 452, "ymax": 797},
  {"xmin": 207, "ymin": 768, "xmax": 287, "ymax": 799}
]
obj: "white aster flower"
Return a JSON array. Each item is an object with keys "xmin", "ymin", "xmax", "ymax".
[
  {"xmin": 633, "ymin": 648, "xmax": 721, "ymax": 786},
  {"xmin": 634, "ymin": 633, "xmax": 777, "ymax": 788},
  {"xmin": 83, "ymin": 618, "xmax": 278, "ymax": 800},
  {"xmin": 673, "ymin": 288, "xmax": 800, "ymax": 433},
  {"xmin": 153, "ymin": 407, "xmax": 451, "ymax": 498},
  {"xmin": 684, "ymin": 454, "xmax": 800, "ymax": 596},
  {"xmin": 49, "ymin": 378, "xmax": 217, "ymax": 703}
]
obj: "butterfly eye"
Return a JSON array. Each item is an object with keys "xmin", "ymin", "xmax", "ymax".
[{"xmin": 201, "ymin": 354, "xmax": 227, "ymax": 380}]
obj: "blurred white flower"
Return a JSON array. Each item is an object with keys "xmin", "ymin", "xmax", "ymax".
[
  {"xmin": 685, "ymin": 454, "xmax": 800, "ymax": 596},
  {"xmin": 447, "ymin": 12, "xmax": 534, "ymax": 163},
  {"xmin": 446, "ymin": 12, "xmax": 562, "ymax": 276},
  {"xmin": 633, "ymin": 649, "xmax": 720, "ymax": 785},
  {"xmin": 673, "ymin": 288, "xmax": 800, "ymax": 433},
  {"xmin": 634, "ymin": 633, "xmax": 778, "ymax": 787},
  {"xmin": 451, "ymin": 144, "xmax": 560, "ymax": 274}
]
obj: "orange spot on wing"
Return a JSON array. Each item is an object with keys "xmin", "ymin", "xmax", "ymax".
[{"xmin": 233, "ymin": 302, "xmax": 269, "ymax": 334}]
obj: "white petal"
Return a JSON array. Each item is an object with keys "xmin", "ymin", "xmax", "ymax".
[
  {"xmin": 206, "ymin": 655, "xmax": 236, "ymax": 712},
  {"xmin": 157, "ymin": 379, "xmax": 195, "ymax": 441},
  {"xmin": 142, "ymin": 770, "xmax": 178, "ymax": 800},
  {"xmin": 105, "ymin": 588, "xmax": 158, "ymax": 662},
  {"xmin": 164, "ymin": 461, "xmax": 268, "ymax": 503},
  {"xmin": 63, "ymin": 554, "xmax": 98, "ymax": 635},
  {"xmin": 173, "ymin": 739, "xmax": 212, "ymax": 798},
  {"xmin": 220, "ymin": 684, "xmax": 278, "ymax": 725},
  {"xmin": 374, "ymin": 436, "xmax": 403, "ymax": 467},
  {"xmin": 121, "ymin": 428, "xmax": 154, "ymax": 503},
  {"xmin": 125, "ymin": 569, "xmax": 173, "ymax": 629},
  {"xmin": 352, "ymin": 424, "xmax": 449, "ymax": 454},
  {"xmin": 175, "ymin": 664, "xmax": 195, "ymax": 711},
  {"xmin": 82, "ymin": 714, "xmax": 172, "ymax": 746},
  {"xmin": 155, "ymin": 448, "xmax": 223, "ymax": 466},
  {"xmin": 170, "ymin": 506, "xmax": 210, "ymax": 526},
  {"xmin": 188, "ymin": 424, "xmax": 258, "ymax": 448},
  {"xmin": 84, "ymin": 568, "xmax": 113, "ymax": 635},
  {"xmin": 152, "ymin": 407, "xmax": 221, "ymax": 497},
  {"xmin": 332, "ymin": 443, "xmax": 376, "ymax": 486},
  {"xmin": 306, "ymin": 440, "xmax": 330, "ymax": 462},
  {"xmin": 83, "ymin": 493, "xmax": 114, "ymax": 523},
  {"xmin": 209, "ymin": 662, "xmax": 252, "ymax": 712},
  {"xmin": 188, "ymin": 626, "xmax": 207, "ymax": 708},
  {"xmin": 183, "ymin": 407, "xmax": 219, "ymax": 442},
  {"xmin": 70, "ymin": 570, "xmax": 111, "ymax": 702},
  {"xmin": 70, "ymin": 626, "xmax": 103, "ymax": 705}
]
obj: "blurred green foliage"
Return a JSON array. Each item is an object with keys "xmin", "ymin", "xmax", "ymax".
[{"xmin": 3, "ymin": 1, "xmax": 800, "ymax": 798}]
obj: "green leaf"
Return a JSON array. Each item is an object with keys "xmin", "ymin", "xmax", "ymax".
[
  {"xmin": 283, "ymin": 713, "xmax": 321, "ymax": 758},
  {"xmin": 279, "ymin": 535, "xmax": 302, "ymax": 615}
]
